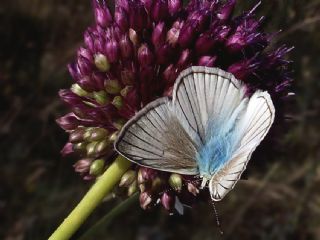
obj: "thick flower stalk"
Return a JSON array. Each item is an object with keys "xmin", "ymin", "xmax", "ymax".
[{"xmin": 57, "ymin": 0, "xmax": 292, "ymax": 212}]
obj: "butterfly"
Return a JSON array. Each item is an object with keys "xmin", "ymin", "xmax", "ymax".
[{"xmin": 114, "ymin": 66, "xmax": 275, "ymax": 201}]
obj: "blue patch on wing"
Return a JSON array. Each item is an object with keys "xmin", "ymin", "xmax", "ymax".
[{"xmin": 196, "ymin": 103, "xmax": 246, "ymax": 177}]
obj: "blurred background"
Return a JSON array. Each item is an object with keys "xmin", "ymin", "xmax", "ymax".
[{"xmin": 1, "ymin": 0, "xmax": 319, "ymax": 239}]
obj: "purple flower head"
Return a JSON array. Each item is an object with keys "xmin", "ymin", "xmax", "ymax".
[{"xmin": 57, "ymin": 0, "xmax": 293, "ymax": 212}]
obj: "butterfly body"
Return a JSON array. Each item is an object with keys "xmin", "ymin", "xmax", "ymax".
[{"xmin": 115, "ymin": 66, "xmax": 275, "ymax": 201}]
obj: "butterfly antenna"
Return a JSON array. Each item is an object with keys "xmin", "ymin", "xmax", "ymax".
[{"xmin": 211, "ymin": 201, "xmax": 224, "ymax": 236}]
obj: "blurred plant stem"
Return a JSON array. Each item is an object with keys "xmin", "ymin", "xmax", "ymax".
[
  {"xmin": 48, "ymin": 156, "xmax": 131, "ymax": 240},
  {"xmin": 79, "ymin": 192, "xmax": 139, "ymax": 240}
]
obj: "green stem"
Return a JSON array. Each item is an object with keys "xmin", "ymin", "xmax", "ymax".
[
  {"xmin": 79, "ymin": 192, "xmax": 139, "ymax": 240},
  {"xmin": 49, "ymin": 156, "xmax": 131, "ymax": 240}
]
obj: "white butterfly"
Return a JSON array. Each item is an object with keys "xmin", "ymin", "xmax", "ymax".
[{"xmin": 114, "ymin": 66, "xmax": 275, "ymax": 201}]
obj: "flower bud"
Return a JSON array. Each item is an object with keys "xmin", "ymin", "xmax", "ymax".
[
  {"xmin": 112, "ymin": 96, "xmax": 123, "ymax": 109},
  {"xmin": 217, "ymin": 0, "xmax": 236, "ymax": 21},
  {"xmin": 77, "ymin": 47, "xmax": 92, "ymax": 61},
  {"xmin": 89, "ymin": 159, "xmax": 105, "ymax": 176},
  {"xmin": 94, "ymin": 2, "xmax": 113, "ymax": 27},
  {"xmin": 71, "ymin": 84, "xmax": 88, "ymax": 97},
  {"xmin": 94, "ymin": 53, "xmax": 110, "ymax": 72},
  {"xmin": 74, "ymin": 158, "xmax": 93, "ymax": 174},
  {"xmin": 139, "ymin": 183, "xmax": 146, "ymax": 193},
  {"xmin": 84, "ymin": 30, "xmax": 94, "ymax": 51},
  {"xmin": 187, "ymin": 182, "xmax": 199, "ymax": 196},
  {"xmin": 76, "ymin": 76, "xmax": 97, "ymax": 92},
  {"xmin": 168, "ymin": 173, "xmax": 182, "ymax": 192},
  {"xmin": 89, "ymin": 127, "xmax": 109, "ymax": 141},
  {"xmin": 105, "ymin": 40, "xmax": 120, "ymax": 63},
  {"xmin": 56, "ymin": 114, "xmax": 79, "ymax": 130},
  {"xmin": 151, "ymin": 177, "xmax": 163, "ymax": 192},
  {"xmin": 61, "ymin": 142, "xmax": 74, "ymax": 156},
  {"xmin": 128, "ymin": 180, "xmax": 138, "ymax": 196},
  {"xmin": 86, "ymin": 141, "xmax": 98, "ymax": 157},
  {"xmin": 167, "ymin": 21, "xmax": 182, "ymax": 46},
  {"xmin": 73, "ymin": 142, "xmax": 87, "ymax": 154},
  {"xmin": 105, "ymin": 79, "xmax": 122, "ymax": 94},
  {"xmin": 95, "ymin": 139, "xmax": 110, "ymax": 155},
  {"xmin": 163, "ymin": 64, "xmax": 178, "ymax": 87},
  {"xmin": 138, "ymin": 44, "xmax": 154, "ymax": 66},
  {"xmin": 69, "ymin": 128, "xmax": 85, "ymax": 143},
  {"xmin": 198, "ymin": 55, "xmax": 217, "ymax": 67},
  {"xmin": 168, "ymin": 0, "xmax": 181, "ymax": 16},
  {"xmin": 178, "ymin": 21, "xmax": 197, "ymax": 48},
  {"xmin": 227, "ymin": 58, "xmax": 258, "ymax": 80},
  {"xmin": 177, "ymin": 49, "xmax": 192, "ymax": 69},
  {"xmin": 119, "ymin": 170, "xmax": 137, "ymax": 187},
  {"xmin": 109, "ymin": 131, "xmax": 118, "ymax": 142},
  {"xmin": 115, "ymin": 7, "xmax": 128, "ymax": 31},
  {"xmin": 129, "ymin": 2, "xmax": 148, "ymax": 31},
  {"xmin": 140, "ymin": 192, "xmax": 152, "ymax": 210},
  {"xmin": 195, "ymin": 33, "xmax": 216, "ymax": 55},
  {"xmin": 129, "ymin": 28, "xmax": 139, "ymax": 46},
  {"xmin": 156, "ymin": 44, "xmax": 173, "ymax": 64},
  {"xmin": 119, "ymin": 35, "xmax": 134, "ymax": 59},
  {"xmin": 93, "ymin": 91, "xmax": 108, "ymax": 105},
  {"xmin": 152, "ymin": 0, "xmax": 169, "ymax": 22},
  {"xmin": 161, "ymin": 192, "xmax": 175, "ymax": 211},
  {"xmin": 152, "ymin": 22, "xmax": 166, "ymax": 46},
  {"xmin": 77, "ymin": 56, "xmax": 92, "ymax": 75}
]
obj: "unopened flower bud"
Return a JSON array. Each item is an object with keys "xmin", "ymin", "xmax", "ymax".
[
  {"xmin": 119, "ymin": 35, "xmax": 133, "ymax": 59},
  {"xmin": 168, "ymin": 173, "xmax": 182, "ymax": 192},
  {"xmin": 73, "ymin": 142, "xmax": 87, "ymax": 154},
  {"xmin": 119, "ymin": 170, "xmax": 137, "ymax": 187},
  {"xmin": 89, "ymin": 128, "xmax": 109, "ymax": 141},
  {"xmin": 109, "ymin": 131, "xmax": 118, "ymax": 142},
  {"xmin": 89, "ymin": 159, "xmax": 105, "ymax": 176},
  {"xmin": 161, "ymin": 192, "xmax": 175, "ymax": 211},
  {"xmin": 86, "ymin": 141, "xmax": 98, "ymax": 157},
  {"xmin": 74, "ymin": 158, "xmax": 93, "ymax": 173},
  {"xmin": 187, "ymin": 182, "xmax": 199, "ymax": 196},
  {"xmin": 56, "ymin": 114, "xmax": 79, "ymax": 131},
  {"xmin": 195, "ymin": 33, "xmax": 216, "ymax": 55},
  {"xmin": 105, "ymin": 40, "xmax": 120, "ymax": 63},
  {"xmin": 152, "ymin": 22, "xmax": 166, "ymax": 46},
  {"xmin": 138, "ymin": 44, "xmax": 154, "ymax": 66},
  {"xmin": 71, "ymin": 84, "xmax": 88, "ymax": 97},
  {"xmin": 128, "ymin": 180, "xmax": 138, "ymax": 196},
  {"xmin": 177, "ymin": 49, "xmax": 192, "ymax": 68},
  {"xmin": 151, "ymin": 177, "xmax": 163, "ymax": 192},
  {"xmin": 156, "ymin": 44, "xmax": 173, "ymax": 64},
  {"xmin": 94, "ymin": 2, "xmax": 113, "ymax": 27},
  {"xmin": 61, "ymin": 142, "xmax": 74, "ymax": 156},
  {"xmin": 152, "ymin": 0, "xmax": 169, "ymax": 22},
  {"xmin": 178, "ymin": 21, "xmax": 197, "ymax": 48},
  {"xmin": 69, "ymin": 128, "xmax": 85, "ymax": 143},
  {"xmin": 129, "ymin": 28, "xmax": 139, "ymax": 46},
  {"xmin": 198, "ymin": 55, "xmax": 217, "ymax": 67},
  {"xmin": 112, "ymin": 96, "xmax": 123, "ymax": 109},
  {"xmin": 93, "ymin": 91, "xmax": 109, "ymax": 105},
  {"xmin": 105, "ymin": 79, "xmax": 122, "ymax": 94},
  {"xmin": 95, "ymin": 139, "xmax": 110, "ymax": 155},
  {"xmin": 129, "ymin": 2, "xmax": 148, "ymax": 31},
  {"xmin": 217, "ymin": 0, "xmax": 236, "ymax": 21},
  {"xmin": 94, "ymin": 53, "xmax": 110, "ymax": 72},
  {"xmin": 140, "ymin": 192, "xmax": 152, "ymax": 210},
  {"xmin": 115, "ymin": 7, "xmax": 128, "ymax": 31},
  {"xmin": 168, "ymin": 0, "xmax": 181, "ymax": 16},
  {"xmin": 77, "ymin": 56, "xmax": 92, "ymax": 75}
]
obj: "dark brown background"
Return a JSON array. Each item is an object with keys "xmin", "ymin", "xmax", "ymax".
[{"xmin": 1, "ymin": 0, "xmax": 319, "ymax": 239}]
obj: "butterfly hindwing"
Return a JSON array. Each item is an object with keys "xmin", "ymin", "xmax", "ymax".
[
  {"xmin": 209, "ymin": 91, "xmax": 275, "ymax": 201},
  {"xmin": 115, "ymin": 97, "xmax": 199, "ymax": 175}
]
